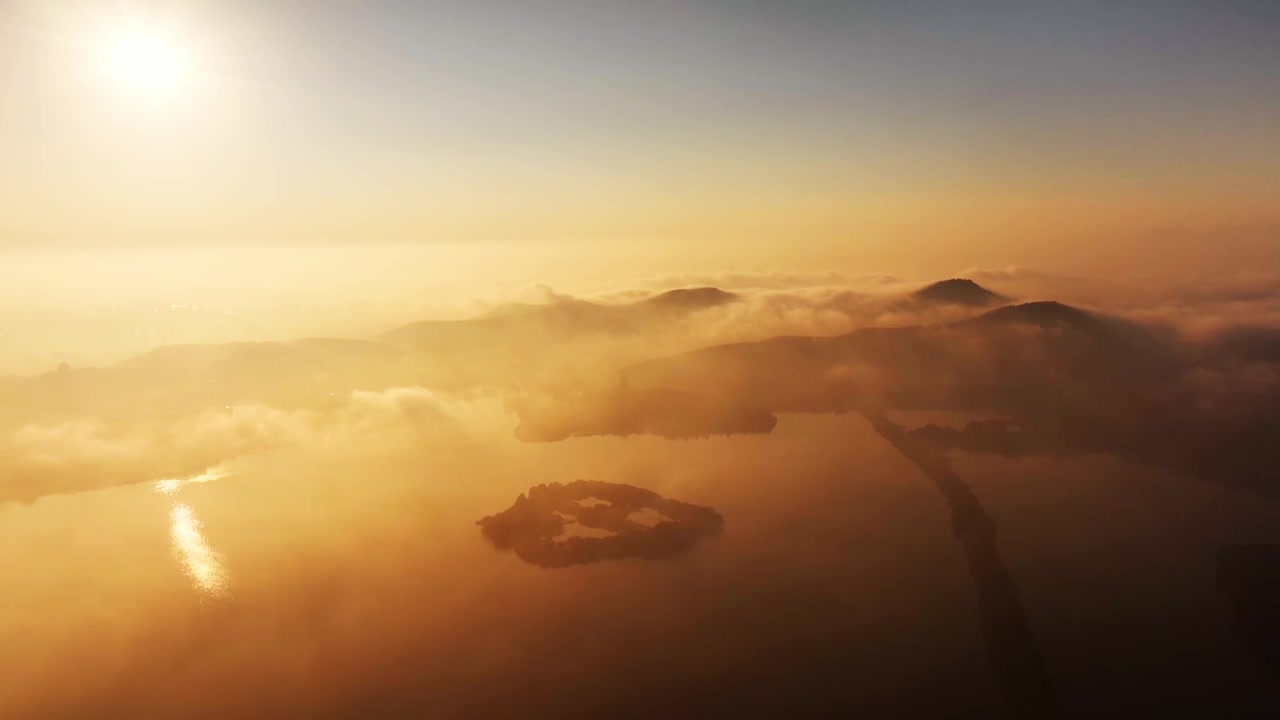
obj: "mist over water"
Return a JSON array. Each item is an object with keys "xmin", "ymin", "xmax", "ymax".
[
  {"xmin": 0, "ymin": 255, "xmax": 1277, "ymax": 718},
  {"xmin": 3, "ymin": 1, "xmax": 1278, "ymax": 715}
]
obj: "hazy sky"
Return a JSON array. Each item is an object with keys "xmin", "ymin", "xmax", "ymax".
[{"xmin": 2, "ymin": 0, "xmax": 1277, "ymax": 268}]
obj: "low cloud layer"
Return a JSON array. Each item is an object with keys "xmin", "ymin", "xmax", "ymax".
[
  {"xmin": 508, "ymin": 279, "xmax": 1280, "ymax": 498},
  {"xmin": 3, "ymin": 267, "xmax": 1278, "ymax": 503},
  {"xmin": 0, "ymin": 387, "xmax": 475, "ymax": 504},
  {"xmin": 3, "ymin": 265, "xmax": 1278, "ymax": 718}
]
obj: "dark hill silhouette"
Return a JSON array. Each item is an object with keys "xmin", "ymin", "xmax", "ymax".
[
  {"xmin": 517, "ymin": 299, "xmax": 1280, "ymax": 496},
  {"xmin": 619, "ymin": 300, "xmax": 1181, "ymax": 420},
  {"xmin": 975, "ymin": 300, "xmax": 1101, "ymax": 330},
  {"xmin": 640, "ymin": 286, "xmax": 739, "ymax": 311},
  {"xmin": 911, "ymin": 278, "xmax": 1005, "ymax": 307}
]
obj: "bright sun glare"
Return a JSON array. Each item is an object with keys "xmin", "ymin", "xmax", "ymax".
[{"xmin": 97, "ymin": 20, "xmax": 192, "ymax": 101}]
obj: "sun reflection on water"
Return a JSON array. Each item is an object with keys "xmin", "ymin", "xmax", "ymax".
[
  {"xmin": 169, "ymin": 502, "xmax": 229, "ymax": 596},
  {"xmin": 153, "ymin": 469, "xmax": 230, "ymax": 598}
]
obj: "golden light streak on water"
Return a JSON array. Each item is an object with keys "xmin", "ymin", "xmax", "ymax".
[
  {"xmin": 169, "ymin": 502, "xmax": 229, "ymax": 596},
  {"xmin": 153, "ymin": 468, "xmax": 231, "ymax": 598}
]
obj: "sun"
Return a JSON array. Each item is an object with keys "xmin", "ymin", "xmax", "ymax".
[{"xmin": 95, "ymin": 19, "xmax": 193, "ymax": 101}]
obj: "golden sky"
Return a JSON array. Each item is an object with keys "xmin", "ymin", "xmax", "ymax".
[{"xmin": 0, "ymin": 1, "xmax": 1276, "ymax": 273}]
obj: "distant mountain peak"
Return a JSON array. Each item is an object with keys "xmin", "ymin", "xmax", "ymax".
[
  {"xmin": 912, "ymin": 278, "xmax": 1005, "ymax": 307},
  {"xmin": 976, "ymin": 301, "xmax": 1099, "ymax": 329},
  {"xmin": 642, "ymin": 287, "xmax": 739, "ymax": 310}
]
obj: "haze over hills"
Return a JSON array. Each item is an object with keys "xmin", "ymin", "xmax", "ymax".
[
  {"xmin": 619, "ymin": 296, "xmax": 1182, "ymax": 418},
  {"xmin": 0, "ymin": 287, "xmax": 742, "ymax": 430},
  {"xmin": 5, "ymin": 277, "xmax": 1275, "ymax": 489},
  {"xmin": 380, "ymin": 286, "xmax": 740, "ymax": 352},
  {"xmin": 2, "ymin": 276, "xmax": 1005, "ymax": 428},
  {"xmin": 7, "ymin": 0, "xmax": 1280, "ymax": 716},
  {"xmin": 2, "ymin": 269, "xmax": 1279, "ymax": 719},
  {"xmin": 518, "ymin": 291, "xmax": 1279, "ymax": 498}
]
